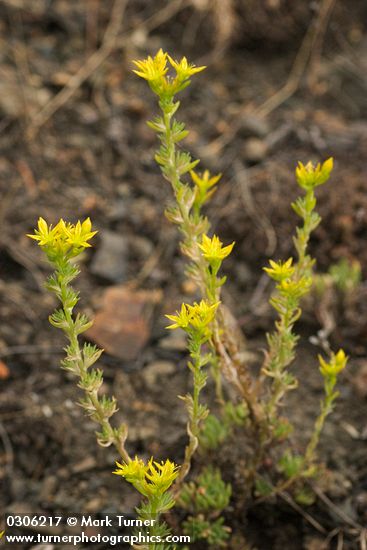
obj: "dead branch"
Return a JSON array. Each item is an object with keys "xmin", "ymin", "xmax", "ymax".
[
  {"xmin": 255, "ymin": 0, "xmax": 337, "ymax": 117},
  {"xmin": 26, "ymin": 0, "xmax": 129, "ymax": 139}
]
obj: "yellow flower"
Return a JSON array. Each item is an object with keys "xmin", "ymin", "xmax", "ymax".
[
  {"xmin": 166, "ymin": 303, "xmax": 192, "ymax": 330},
  {"xmin": 27, "ymin": 217, "xmax": 60, "ymax": 247},
  {"xmin": 166, "ymin": 300, "xmax": 220, "ymax": 334},
  {"xmin": 187, "ymin": 300, "xmax": 220, "ymax": 332},
  {"xmin": 295, "ymin": 157, "xmax": 333, "ymax": 189},
  {"xmin": 132, "ymin": 49, "xmax": 168, "ymax": 82},
  {"xmin": 263, "ymin": 258, "xmax": 294, "ymax": 281},
  {"xmin": 114, "ymin": 456, "xmax": 179, "ymax": 498},
  {"xmin": 191, "ymin": 169, "xmax": 221, "ymax": 205},
  {"xmin": 145, "ymin": 458, "xmax": 180, "ymax": 494},
  {"xmin": 167, "ymin": 55, "xmax": 206, "ymax": 79},
  {"xmin": 28, "ymin": 217, "xmax": 97, "ymax": 259},
  {"xmin": 133, "ymin": 50, "xmax": 205, "ymax": 97},
  {"xmin": 64, "ymin": 218, "xmax": 98, "ymax": 248},
  {"xmin": 319, "ymin": 349, "xmax": 348, "ymax": 378},
  {"xmin": 191, "ymin": 170, "xmax": 221, "ymax": 191},
  {"xmin": 198, "ymin": 234, "xmax": 235, "ymax": 263},
  {"xmin": 114, "ymin": 456, "xmax": 146, "ymax": 483}
]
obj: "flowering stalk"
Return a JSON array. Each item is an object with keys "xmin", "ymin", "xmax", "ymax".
[
  {"xmin": 305, "ymin": 349, "xmax": 348, "ymax": 465},
  {"xmin": 166, "ymin": 300, "xmax": 219, "ymax": 487},
  {"xmin": 257, "ymin": 349, "xmax": 348, "ymax": 500},
  {"xmin": 133, "ymin": 50, "xmax": 258, "ymax": 421},
  {"xmin": 30, "ymin": 217, "xmax": 182, "ymax": 548},
  {"xmin": 263, "ymin": 158, "xmax": 334, "ymax": 435},
  {"xmin": 28, "ymin": 218, "xmax": 130, "ymax": 463},
  {"xmin": 134, "ymin": 50, "xmax": 211, "ymax": 299}
]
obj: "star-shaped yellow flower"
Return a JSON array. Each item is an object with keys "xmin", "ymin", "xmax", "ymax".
[
  {"xmin": 165, "ymin": 303, "xmax": 193, "ymax": 330},
  {"xmin": 27, "ymin": 217, "xmax": 60, "ymax": 247},
  {"xmin": 133, "ymin": 49, "xmax": 168, "ymax": 82},
  {"xmin": 167, "ymin": 55, "xmax": 206, "ymax": 79},
  {"xmin": 263, "ymin": 258, "xmax": 295, "ymax": 282},
  {"xmin": 64, "ymin": 218, "xmax": 98, "ymax": 249},
  {"xmin": 198, "ymin": 234, "xmax": 235, "ymax": 263}
]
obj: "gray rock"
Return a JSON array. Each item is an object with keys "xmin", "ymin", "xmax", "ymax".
[
  {"xmin": 158, "ymin": 330, "xmax": 187, "ymax": 351},
  {"xmin": 90, "ymin": 230, "xmax": 128, "ymax": 283},
  {"xmin": 142, "ymin": 361, "xmax": 176, "ymax": 386}
]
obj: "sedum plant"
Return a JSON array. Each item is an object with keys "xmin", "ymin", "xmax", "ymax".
[
  {"xmin": 179, "ymin": 467, "xmax": 232, "ymax": 547},
  {"xmin": 27, "ymin": 220, "xmax": 128, "ymax": 455},
  {"xmin": 133, "ymin": 50, "xmax": 347, "ymax": 491},
  {"xmin": 28, "ymin": 50, "xmax": 350, "ymax": 548},
  {"xmin": 28, "ymin": 218, "xmax": 178, "ymax": 549}
]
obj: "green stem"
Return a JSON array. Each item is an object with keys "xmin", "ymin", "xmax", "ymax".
[
  {"xmin": 304, "ymin": 379, "xmax": 335, "ymax": 465},
  {"xmin": 55, "ymin": 262, "xmax": 130, "ymax": 464},
  {"xmin": 175, "ymin": 340, "xmax": 204, "ymax": 490}
]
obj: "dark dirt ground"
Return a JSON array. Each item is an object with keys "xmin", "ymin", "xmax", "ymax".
[{"xmin": 0, "ymin": 1, "xmax": 367, "ymax": 548}]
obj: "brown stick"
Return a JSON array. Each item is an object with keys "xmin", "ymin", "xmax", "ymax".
[
  {"xmin": 280, "ymin": 491, "xmax": 327, "ymax": 535},
  {"xmin": 255, "ymin": 0, "xmax": 337, "ymax": 118},
  {"xmin": 201, "ymin": 0, "xmax": 337, "ymax": 159},
  {"xmin": 26, "ymin": 0, "xmax": 128, "ymax": 139}
]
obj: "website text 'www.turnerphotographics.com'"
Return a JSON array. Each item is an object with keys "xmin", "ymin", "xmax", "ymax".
[{"xmin": 1, "ymin": 514, "xmax": 191, "ymax": 547}]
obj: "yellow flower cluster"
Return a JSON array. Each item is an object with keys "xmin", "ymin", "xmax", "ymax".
[
  {"xmin": 28, "ymin": 217, "xmax": 97, "ymax": 259},
  {"xmin": 318, "ymin": 349, "xmax": 348, "ymax": 378},
  {"xmin": 264, "ymin": 259, "xmax": 311, "ymax": 300},
  {"xmin": 199, "ymin": 234, "xmax": 235, "ymax": 264},
  {"xmin": 133, "ymin": 49, "xmax": 205, "ymax": 96},
  {"xmin": 114, "ymin": 457, "xmax": 179, "ymax": 498},
  {"xmin": 166, "ymin": 300, "xmax": 220, "ymax": 334},
  {"xmin": 295, "ymin": 157, "xmax": 333, "ymax": 190}
]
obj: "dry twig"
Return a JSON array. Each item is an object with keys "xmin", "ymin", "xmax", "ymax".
[
  {"xmin": 280, "ymin": 491, "xmax": 327, "ymax": 535},
  {"xmin": 201, "ymin": 0, "xmax": 337, "ymax": 158},
  {"xmin": 313, "ymin": 485, "xmax": 364, "ymax": 530},
  {"xmin": 27, "ymin": 0, "xmax": 129, "ymax": 138},
  {"xmin": 255, "ymin": 0, "xmax": 337, "ymax": 117}
]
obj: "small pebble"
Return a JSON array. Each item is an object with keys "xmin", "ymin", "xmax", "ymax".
[
  {"xmin": 142, "ymin": 361, "xmax": 176, "ymax": 386},
  {"xmin": 243, "ymin": 137, "xmax": 268, "ymax": 163}
]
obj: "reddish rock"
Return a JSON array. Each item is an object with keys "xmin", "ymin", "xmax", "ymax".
[
  {"xmin": 0, "ymin": 360, "xmax": 9, "ymax": 380},
  {"xmin": 87, "ymin": 285, "xmax": 162, "ymax": 361}
]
